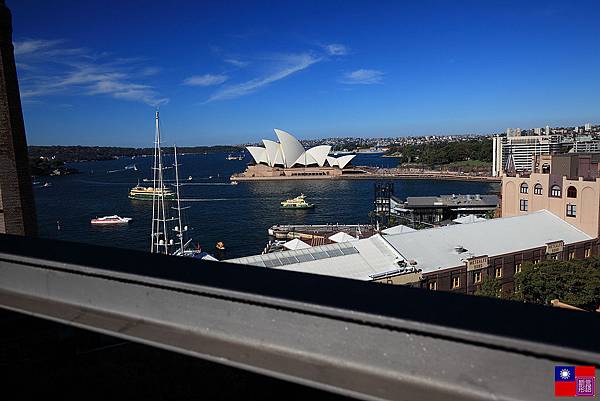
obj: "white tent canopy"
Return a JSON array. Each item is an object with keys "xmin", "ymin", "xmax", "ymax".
[
  {"xmin": 452, "ymin": 215, "xmax": 487, "ymax": 224},
  {"xmin": 283, "ymin": 238, "xmax": 312, "ymax": 250},
  {"xmin": 381, "ymin": 225, "xmax": 417, "ymax": 235},
  {"xmin": 329, "ymin": 231, "xmax": 359, "ymax": 243}
]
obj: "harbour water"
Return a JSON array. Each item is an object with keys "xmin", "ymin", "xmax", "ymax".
[{"xmin": 34, "ymin": 153, "xmax": 498, "ymax": 259}]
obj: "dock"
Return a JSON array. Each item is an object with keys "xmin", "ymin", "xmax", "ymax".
[{"xmin": 268, "ymin": 223, "xmax": 376, "ymax": 241}]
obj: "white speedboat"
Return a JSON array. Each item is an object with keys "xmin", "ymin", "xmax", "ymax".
[{"xmin": 91, "ymin": 215, "xmax": 132, "ymax": 225}]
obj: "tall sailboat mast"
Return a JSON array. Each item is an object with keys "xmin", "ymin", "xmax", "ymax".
[
  {"xmin": 150, "ymin": 110, "xmax": 171, "ymax": 254},
  {"xmin": 173, "ymin": 145, "xmax": 186, "ymax": 255}
]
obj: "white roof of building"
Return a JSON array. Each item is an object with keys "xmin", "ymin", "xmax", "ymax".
[
  {"xmin": 452, "ymin": 215, "xmax": 487, "ymax": 224},
  {"xmin": 227, "ymin": 235, "xmax": 404, "ymax": 281},
  {"xmin": 247, "ymin": 129, "xmax": 355, "ymax": 168},
  {"xmin": 381, "ymin": 224, "xmax": 417, "ymax": 235},
  {"xmin": 383, "ymin": 210, "xmax": 592, "ymax": 274},
  {"xmin": 227, "ymin": 210, "xmax": 591, "ymax": 281}
]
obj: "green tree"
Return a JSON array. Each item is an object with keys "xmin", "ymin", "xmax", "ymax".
[
  {"xmin": 513, "ymin": 258, "xmax": 600, "ymax": 310},
  {"xmin": 475, "ymin": 277, "xmax": 502, "ymax": 298}
]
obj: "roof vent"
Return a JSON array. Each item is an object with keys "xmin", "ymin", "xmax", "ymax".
[{"xmin": 454, "ymin": 245, "xmax": 467, "ymax": 254}]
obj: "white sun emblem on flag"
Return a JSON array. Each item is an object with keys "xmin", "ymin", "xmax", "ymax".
[{"xmin": 560, "ymin": 369, "xmax": 571, "ymax": 380}]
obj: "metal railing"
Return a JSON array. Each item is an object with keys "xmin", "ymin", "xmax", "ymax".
[{"xmin": 0, "ymin": 234, "xmax": 598, "ymax": 400}]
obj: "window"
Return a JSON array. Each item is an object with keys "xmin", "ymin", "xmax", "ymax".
[
  {"xmin": 566, "ymin": 204, "xmax": 576, "ymax": 217},
  {"xmin": 534, "ymin": 183, "xmax": 543, "ymax": 195},
  {"xmin": 568, "ymin": 251, "xmax": 575, "ymax": 260},
  {"xmin": 452, "ymin": 276, "xmax": 460, "ymax": 289},
  {"xmin": 520, "ymin": 183, "xmax": 528, "ymax": 194},
  {"xmin": 550, "ymin": 254, "xmax": 559, "ymax": 260},
  {"xmin": 514, "ymin": 263, "xmax": 522, "ymax": 274},
  {"xmin": 428, "ymin": 281, "xmax": 437, "ymax": 290},
  {"xmin": 473, "ymin": 271, "xmax": 482, "ymax": 284},
  {"xmin": 542, "ymin": 164, "xmax": 550, "ymax": 174},
  {"xmin": 534, "ymin": 259, "xmax": 540, "ymax": 264},
  {"xmin": 585, "ymin": 248, "xmax": 591, "ymax": 258},
  {"xmin": 567, "ymin": 186, "xmax": 577, "ymax": 198},
  {"xmin": 495, "ymin": 267, "xmax": 502, "ymax": 278},
  {"xmin": 550, "ymin": 185, "xmax": 562, "ymax": 197},
  {"xmin": 520, "ymin": 199, "xmax": 528, "ymax": 211}
]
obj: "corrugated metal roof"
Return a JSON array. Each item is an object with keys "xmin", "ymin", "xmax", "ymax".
[
  {"xmin": 405, "ymin": 194, "xmax": 498, "ymax": 208},
  {"xmin": 384, "ymin": 210, "xmax": 591, "ymax": 273},
  {"xmin": 227, "ymin": 235, "xmax": 403, "ymax": 281},
  {"xmin": 228, "ymin": 210, "xmax": 591, "ymax": 281}
]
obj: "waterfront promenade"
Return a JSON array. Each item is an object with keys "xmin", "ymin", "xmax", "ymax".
[{"xmin": 232, "ymin": 166, "xmax": 500, "ymax": 183}]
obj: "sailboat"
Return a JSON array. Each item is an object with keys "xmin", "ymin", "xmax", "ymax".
[{"xmin": 149, "ymin": 111, "xmax": 217, "ymax": 261}]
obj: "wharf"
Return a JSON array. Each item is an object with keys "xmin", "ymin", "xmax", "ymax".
[{"xmin": 268, "ymin": 223, "xmax": 376, "ymax": 241}]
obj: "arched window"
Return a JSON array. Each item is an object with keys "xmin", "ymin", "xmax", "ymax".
[
  {"xmin": 550, "ymin": 185, "xmax": 562, "ymax": 198},
  {"xmin": 520, "ymin": 183, "xmax": 528, "ymax": 194},
  {"xmin": 534, "ymin": 183, "xmax": 543, "ymax": 195},
  {"xmin": 567, "ymin": 186, "xmax": 577, "ymax": 198}
]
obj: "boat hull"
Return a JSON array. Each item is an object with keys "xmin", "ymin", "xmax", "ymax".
[
  {"xmin": 128, "ymin": 193, "xmax": 176, "ymax": 200},
  {"xmin": 280, "ymin": 204, "xmax": 314, "ymax": 209}
]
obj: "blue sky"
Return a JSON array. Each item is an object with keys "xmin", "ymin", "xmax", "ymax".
[{"xmin": 11, "ymin": 0, "xmax": 600, "ymax": 146}]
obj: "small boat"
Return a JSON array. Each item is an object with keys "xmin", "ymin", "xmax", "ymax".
[
  {"xmin": 91, "ymin": 215, "xmax": 132, "ymax": 225},
  {"xmin": 231, "ymin": 181, "xmax": 238, "ymax": 185},
  {"xmin": 280, "ymin": 193, "xmax": 314, "ymax": 209},
  {"xmin": 43, "ymin": 182, "xmax": 52, "ymax": 187},
  {"xmin": 124, "ymin": 164, "xmax": 137, "ymax": 171},
  {"xmin": 226, "ymin": 154, "xmax": 244, "ymax": 160},
  {"xmin": 188, "ymin": 175, "xmax": 193, "ymax": 181}
]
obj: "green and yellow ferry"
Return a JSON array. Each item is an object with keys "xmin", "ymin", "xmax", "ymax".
[
  {"xmin": 280, "ymin": 193, "xmax": 315, "ymax": 209},
  {"xmin": 129, "ymin": 185, "xmax": 176, "ymax": 200}
]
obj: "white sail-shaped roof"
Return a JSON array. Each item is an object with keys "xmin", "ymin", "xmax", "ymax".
[
  {"xmin": 326, "ymin": 156, "xmax": 339, "ymax": 167},
  {"xmin": 306, "ymin": 145, "xmax": 331, "ymax": 167},
  {"xmin": 274, "ymin": 129, "xmax": 305, "ymax": 168},
  {"xmin": 336, "ymin": 155, "xmax": 355, "ymax": 169},
  {"xmin": 293, "ymin": 152, "xmax": 318, "ymax": 166},
  {"xmin": 263, "ymin": 139, "xmax": 280, "ymax": 167},
  {"xmin": 246, "ymin": 129, "xmax": 355, "ymax": 169},
  {"xmin": 247, "ymin": 146, "xmax": 268, "ymax": 165}
]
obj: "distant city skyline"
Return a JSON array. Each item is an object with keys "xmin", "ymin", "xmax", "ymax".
[{"xmin": 11, "ymin": 0, "xmax": 600, "ymax": 146}]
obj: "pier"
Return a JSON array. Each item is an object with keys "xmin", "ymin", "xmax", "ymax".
[{"xmin": 268, "ymin": 223, "xmax": 376, "ymax": 241}]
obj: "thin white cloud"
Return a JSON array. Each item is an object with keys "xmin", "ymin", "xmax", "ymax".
[
  {"xmin": 224, "ymin": 58, "xmax": 249, "ymax": 67},
  {"xmin": 341, "ymin": 69, "xmax": 384, "ymax": 85},
  {"xmin": 205, "ymin": 53, "xmax": 320, "ymax": 103},
  {"xmin": 324, "ymin": 43, "xmax": 349, "ymax": 56},
  {"xmin": 183, "ymin": 74, "xmax": 228, "ymax": 86},
  {"xmin": 14, "ymin": 38, "xmax": 168, "ymax": 106},
  {"xmin": 14, "ymin": 39, "xmax": 66, "ymax": 56}
]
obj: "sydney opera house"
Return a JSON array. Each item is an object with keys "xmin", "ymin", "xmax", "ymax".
[{"xmin": 234, "ymin": 129, "xmax": 365, "ymax": 180}]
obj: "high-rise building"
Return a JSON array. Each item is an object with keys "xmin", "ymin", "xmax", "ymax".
[
  {"xmin": 585, "ymin": 123, "xmax": 592, "ymax": 131},
  {"xmin": 492, "ymin": 134, "xmax": 600, "ymax": 176},
  {"xmin": 545, "ymin": 125, "xmax": 551, "ymax": 135},
  {"xmin": 534, "ymin": 127, "xmax": 542, "ymax": 135}
]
